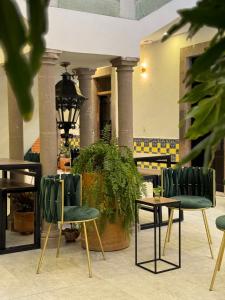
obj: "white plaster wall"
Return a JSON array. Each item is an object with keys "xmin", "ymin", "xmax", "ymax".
[
  {"xmin": 133, "ymin": 27, "xmax": 217, "ymax": 139},
  {"xmin": 16, "ymin": 0, "xmax": 198, "ymax": 59}
]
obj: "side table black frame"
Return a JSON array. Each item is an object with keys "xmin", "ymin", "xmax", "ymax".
[
  {"xmin": 0, "ymin": 159, "xmax": 41, "ymax": 254},
  {"xmin": 133, "ymin": 155, "xmax": 184, "ymax": 230},
  {"xmin": 135, "ymin": 197, "xmax": 181, "ymax": 274}
]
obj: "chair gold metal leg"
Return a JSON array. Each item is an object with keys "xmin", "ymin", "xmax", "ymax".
[
  {"xmin": 202, "ymin": 210, "xmax": 212, "ymax": 244},
  {"xmin": 218, "ymin": 233, "xmax": 225, "ymax": 272},
  {"xmin": 209, "ymin": 232, "xmax": 225, "ymax": 291},
  {"xmin": 93, "ymin": 220, "xmax": 105, "ymax": 260},
  {"xmin": 168, "ymin": 209, "xmax": 174, "ymax": 243},
  {"xmin": 83, "ymin": 222, "xmax": 92, "ymax": 278},
  {"xmin": 36, "ymin": 223, "xmax": 52, "ymax": 274},
  {"xmin": 163, "ymin": 209, "xmax": 174, "ymax": 256},
  {"xmin": 202, "ymin": 210, "xmax": 214, "ymax": 259},
  {"xmin": 56, "ymin": 222, "xmax": 63, "ymax": 258}
]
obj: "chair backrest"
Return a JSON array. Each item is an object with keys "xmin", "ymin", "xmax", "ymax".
[
  {"xmin": 24, "ymin": 148, "xmax": 40, "ymax": 162},
  {"xmin": 161, "ymin": 167, "xmax": 216, "ymax": 206},
  {"xmin": 39, "ymin": 174, "xmax": 82, "ymax": 223}
]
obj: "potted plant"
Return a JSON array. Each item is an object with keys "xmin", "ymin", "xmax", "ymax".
[
  {"xmin": 58, "ymin": 141, "xmax": 71, "ymax": 170},
  {"xmin": 13, "ymin": 192, "xmax": 34, "ymax": 234},
  {"xmin": 72, "ymin": 127, "xmax": 145, "ymax": 251},
  {"xmin": 63, "ymin": 224, "xmax": 80, "ymax": 243},
  {"xmin": 153, "ymin": 186, "xmax": 162, "ymax": 201}
]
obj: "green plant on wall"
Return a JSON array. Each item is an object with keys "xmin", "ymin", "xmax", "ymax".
[
  {"xmin": 0, "ymin": 0, "xmax": 49, "ymax": 121},
  {"xmin": 72, "ymin": 129, "xmax": 145, "ymax": 232},
  {"xmin": 162, "ymin": 0, "xmax": 225, "ymax": 168}
]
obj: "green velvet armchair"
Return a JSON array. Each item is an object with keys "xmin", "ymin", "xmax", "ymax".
[
  {"xmin": 36, "ymin": 174, "xmax": 105, "ymax": 277},
  {"xmin": 162, "ymin": 167, "xmax": 216, "ymax": 258}
]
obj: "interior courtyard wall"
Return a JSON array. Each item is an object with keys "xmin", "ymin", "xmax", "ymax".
[
  {"xmin": 133, "ymin": 26, "xmax": 217, "ymax": 140},
  {"xmin": 132, "ymin": 26, "xmax": 216, "ymax": 165}
]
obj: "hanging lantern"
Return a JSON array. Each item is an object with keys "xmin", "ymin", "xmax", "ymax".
[{"xmin": 55, "ymin": 62, "xmax": 86, "ymax": 147}]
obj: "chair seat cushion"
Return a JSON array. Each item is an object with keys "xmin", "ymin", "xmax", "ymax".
[
  {"xmin": 171, "ymin": 195, "xmax": 212, "ymax": 209},
  {"xmin": 216, "ymin": 215, "xmax": 225, "ymax": 231},
  {"xmin": 64, "ymin": 206, "xmax": 100, "ymax": 221}
]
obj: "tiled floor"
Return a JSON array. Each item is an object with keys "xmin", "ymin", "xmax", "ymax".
[{"xmin": 1, "ymin": 195, "xmax": 225, "ymax": 299}]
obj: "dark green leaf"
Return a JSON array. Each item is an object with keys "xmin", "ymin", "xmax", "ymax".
[
  {"xmin": 0, "ymin": 0, "xmax": 49, "ymax": 120},
  {"xmin": 27, "ymin": 0, "xmax": 49, "ymax": 74},
  {"xmin": 187, "ymin": 37, "xmax": 225, "ymax": 82},
  {"xmin": 178, "ymin": 136, "xmax": 210, "ymax": 166},
  {"xmin": 180, "ymin": 81, "xmax": 216, "ymax": 104}
]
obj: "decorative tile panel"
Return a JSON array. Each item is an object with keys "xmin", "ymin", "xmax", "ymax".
[
  {"xmin": 133, "ymin": 138, "xmax": 179, "ymax": 169},
  {"xmin": 70, "ymin": 136, "xmax": 80, "ymax": 148},
  {"xmin": 30, "ymin": 136, "xmax": 179, "ymax": 171}
]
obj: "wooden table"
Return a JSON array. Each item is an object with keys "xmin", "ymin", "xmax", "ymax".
[
  {"xmin": 135, "ymin": 197, "xmax": 181, "ymax": 274},
  {"xmin": 0, "ymin": 159, "xmax": 41, "ymax": 254}
]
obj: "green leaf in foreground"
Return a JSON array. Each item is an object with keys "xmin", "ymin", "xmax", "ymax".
[{"xmin": 0, "ymin": 0, "xmax": 49, "ymax": 121}]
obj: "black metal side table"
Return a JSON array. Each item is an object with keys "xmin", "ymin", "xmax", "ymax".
[{"xmin": 135, "ymin": 197, "xmax": 181, "ymax": 274}]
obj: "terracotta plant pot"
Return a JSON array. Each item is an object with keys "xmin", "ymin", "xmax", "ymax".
[
  {"xmin": 81, "ymin": 218, "xmax": 130, "ymax": 251},
  {"xmin": 81, "ymin": 173, "xmax": 130, "ymax": 251},
  {"xmin": 59, "ymin": 157, "xmax": 71, "ymax": 170},
  {"xmin": 14, "ymin": 211, "xmax": 34, "ymax": 234}
]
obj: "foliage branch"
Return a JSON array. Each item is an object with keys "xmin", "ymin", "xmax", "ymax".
[
  {"xmin": 72, "ymin": 127, "xmax": 145, "ymax": 232},
  {"xmin": 0, "ymin": 0, "xmax": 49, "ymax": 120}
]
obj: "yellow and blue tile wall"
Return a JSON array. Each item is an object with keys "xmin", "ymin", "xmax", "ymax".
[
  {"xmin": 70, "ymin": 135, "xmax": 80, "ymax": 148},
  {"xmin": 69, "ymin": 136, "xmax": 179, "ymax": 170},
  {"xmin": 133, "ymin": 138, "xmax": 179, "ymax": 170}
]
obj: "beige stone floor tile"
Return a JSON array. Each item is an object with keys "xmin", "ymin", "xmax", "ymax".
[{"xmin": 1, "ymin": 196, "xmax": 225, "ymax": 299}]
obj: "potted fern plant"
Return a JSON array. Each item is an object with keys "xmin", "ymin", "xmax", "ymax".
[{"xmin": 72, "ymin": 127, "xmax": 145, "ymax": 251}]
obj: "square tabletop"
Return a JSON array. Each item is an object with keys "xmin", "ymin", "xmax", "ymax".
[
  {"xmin": 0, "ymin": 158, "xmax": 40, "ymax": 169},
  {"xmin": 136, "ymin": 197, "xmax": 180, "ymax": 207}
]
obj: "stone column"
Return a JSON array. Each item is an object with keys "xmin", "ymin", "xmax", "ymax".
[
  {"xmin": 111, "ymin": 57, "xmax": 138, "ymax": 149},
  {"xmin": 8, "ymin": 83, "xmax": 24, "ymax": 160},
  {"xmin": 38, "ymin": 49, "xmax": 61, "ymax": 247},
  {"xmin": 74, "ymin": 68, "xmax": 96, "ymax": 148},
  {"xmin": 38, "ymin": 50, "xmax": 60, "ymax": 175},
  {"xmin": 8, "ymin": 82, "xmax": 24, "ymax": 230}
]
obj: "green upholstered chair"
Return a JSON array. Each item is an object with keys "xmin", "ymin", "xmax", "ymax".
[
  {"xmin": 210, "ymin": 215, "xmax": 225, "ymax": 290},
  {"xmin": 162, "ymin": 167, "xmax": 216, "ymax": 258},
  {"xmin": 36, "ymin": 174, "xmax": 105, "ymax": 277}
]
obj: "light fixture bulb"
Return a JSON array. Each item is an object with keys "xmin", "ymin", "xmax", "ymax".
[{"xmin": 140, "ymin": 63, "xmax": 147, "ymax": 77}]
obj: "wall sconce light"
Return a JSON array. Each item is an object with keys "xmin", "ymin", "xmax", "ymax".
[{"xmin": 140, "ymin": 63, "xmax": 147, "ymax": 78}]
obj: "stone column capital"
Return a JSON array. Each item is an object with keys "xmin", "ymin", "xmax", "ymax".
[
  {"xmin": 111, "ymin": 57, "xmax": 139, "ymax": 71},
  {"xmin": 74, "ymin": 68, "xmax": 96, "ymax": 78},
  {"xmin": 41, "ymin": 49, "xmax": 62, "ymax": 65}
]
